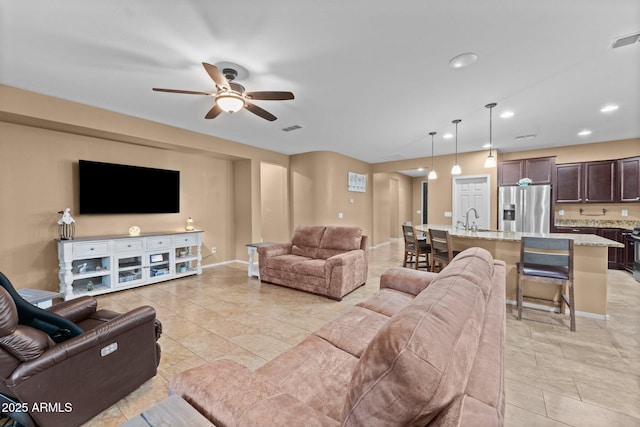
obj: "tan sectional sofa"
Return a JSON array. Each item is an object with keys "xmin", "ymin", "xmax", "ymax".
[
  {"xmin": 257, "ymin": 225, "xmax": 369, "ymax": 300},
  {"xmin": 169, "ymin": 247, "xmax": 506, "ymax": 426}
]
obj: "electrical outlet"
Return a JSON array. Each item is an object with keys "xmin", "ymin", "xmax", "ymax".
[
  {"xmin": 621, "ymin": 209, "xmax": 628, "ymax": 217},
  {"xmin": 338, "ymin": 212, "xmax": 343, "ymax": 219},
  {"xmin": 211, "ymin": 247, "xmax": 217, "ymax": 254},
  {"xmin": 559, "ymin": 209, "xmax": 564, "ymax": 216},
  {"xmin": 444, "ymin": 212, "xmax": 452, "ymax": 218}
]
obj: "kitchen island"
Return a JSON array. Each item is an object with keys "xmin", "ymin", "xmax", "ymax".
[{"xmin": 416, "ymin": 224, "xmax": 624, "ymax": 318}]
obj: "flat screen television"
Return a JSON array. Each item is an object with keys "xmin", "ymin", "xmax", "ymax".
[{"xmin": 79, "ymin": 160, "xmax": 180, "ymax": 214}]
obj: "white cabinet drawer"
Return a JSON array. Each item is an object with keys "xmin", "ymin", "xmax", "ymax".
[
  {"xmin": 147, "ymin": 236, "xmax": 172, "ymax": 250},
  {"xmin": 114, "ymin": 239, "xmax": 144, "ymax": 253},
  {"xmin": 174, "ymin": 234, "xmax": 198, "ymax": 247},
  {"xmin": 73, "ymin": 241, "xmax": 110, "ymax": 258}
]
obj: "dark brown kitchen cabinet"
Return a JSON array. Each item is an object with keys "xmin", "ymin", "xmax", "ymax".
[
  {"xmin": 555, "ymin": 226, "xmax": 625, "ymax": 269},
  {"xmin": 555, "ymin": 163, "xmax": 582, "ymax": 203},
  {"xmin": 596, "ymin": 228, "xmax": 624, "ymax": 270},
  {"xmin": 498, "ymin": 156, "xmax": 555, "ymax": 186},
  {"xmin": 584, "ymin": 160, "xmax": 616, "ymax": 203},
  {"xmin": 555, "ymin": 160, "xmax": 616, "ymax": 203},
  {"xmin": 618, "ymin": 156, "xmax": 640, "ymax": 202}
]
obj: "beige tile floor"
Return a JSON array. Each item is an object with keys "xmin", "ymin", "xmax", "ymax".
[{"xmin": 82, "ymin": 241, "xmax": 640, "ymax": 427}]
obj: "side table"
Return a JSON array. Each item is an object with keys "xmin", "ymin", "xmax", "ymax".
[
  {"xmin": 245, "ymin": 242, "xmax": 276, "ymax": 279},
  {"xmin": 120, "ymin": 395, "xmax": 214, "ymax": 426},
  {"xmin": 17, "ymin": 289, "xmax": 63, "ymax": 308}
]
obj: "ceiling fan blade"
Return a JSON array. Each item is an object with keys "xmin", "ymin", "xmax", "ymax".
[
  {"xmin": 153, "ymin": 88, "xmax": 211, "ymax": 95},
  {"xmin": 205, "ymin": 104, "xmax": 223, "ymax": 119},
  {"xmin": 202, "ymin": 62, "xmax": 230, "ymax": 91},
  {"xmin": 245, "ymin": 102, "xmax": 277, "ymax": 121},
  {"xmin": 245, "ymin": 91, "xmax": 294, "ymax": 101}
]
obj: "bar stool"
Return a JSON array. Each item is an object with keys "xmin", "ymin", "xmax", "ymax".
[
  {"xmin": 428, "ymin": 229, "xmax": 460, "ymax": 272},
  {"xmin": 402, "ymin": 225, "xmax": 431, "ymax": 270},
  {"xmin": 517, "ymin": 237, "xmax": 575, "ymax": 331}
]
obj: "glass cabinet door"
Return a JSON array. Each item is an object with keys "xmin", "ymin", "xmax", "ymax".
[{"xmin": 115, "ymin": 254, "xmax": 144, "ymax": 287}]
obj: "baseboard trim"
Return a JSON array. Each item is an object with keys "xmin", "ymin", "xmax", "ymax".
[{"xmin": 505, "ymin": 299, "xmax": 609, "ymax": 320}]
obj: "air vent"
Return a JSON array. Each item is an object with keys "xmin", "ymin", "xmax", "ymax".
[
  {"xmin": 612, "ymin": 32, "xmax": 640, "ymax": 48},
  {"xmin": 282, "ymin": 125, "xmax": 303, "ymax": 132},
  {"xmin": 515, "ymin": 134, "xmax": 536, "ymax": 141}
]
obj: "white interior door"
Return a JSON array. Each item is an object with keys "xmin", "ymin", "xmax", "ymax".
[{"xmin": 452, "ymin": 175, "xmax": 491, "ymax": 229}]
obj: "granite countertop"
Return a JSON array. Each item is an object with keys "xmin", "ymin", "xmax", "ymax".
[
  {"xmin": 416, "ymin": 224, "xmax": 624, "ymax": 248},
  {"xmin": 555, "ymin": 219, "xmax": 640, "ymax": 230}
]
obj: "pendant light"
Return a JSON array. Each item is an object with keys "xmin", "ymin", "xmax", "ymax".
[
  {"xmin": 484, "ymin": 103, "xmax": 497, "ymax": 168},
  {"xmin": 451, "ymin": 119, "xmax": 462, "ymax": 175},
  {"xmin": 428, "ymin": 131, "xmax": 438, "ymax": 180}
]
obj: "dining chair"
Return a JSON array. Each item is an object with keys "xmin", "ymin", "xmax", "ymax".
[
  {"xmin": 517, "ymin": 237, "xmax": 575, "ymax": 331},
  {"xmin": 428, "ymin": 228, "xmax": 460, "ymax": 272},
  {"xmin": 402, "ymin": 225, "xmax": 431, "ymax": 270}
]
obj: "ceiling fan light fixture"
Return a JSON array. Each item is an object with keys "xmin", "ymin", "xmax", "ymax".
[{"xmin": 215, "ymin": 92, "xmax": 245, "ymax": 113}]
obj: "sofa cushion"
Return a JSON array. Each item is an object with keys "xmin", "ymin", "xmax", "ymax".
[
  {"xmin": 291, "ymin": 259, "xmax": 327, "ymax": 278},
  {"xmin": 355, "ymin": 288, "xmax": 415, "ymax": 317},
  {"xmin": 257, "ymin": 335, "xmax": 358, "ymax": 421},
  {"xmin": 317, "ymin": 226, "xmax": 363, "ymax": 259},
  {"xmin": 291, "ymin": 225, "xmax": 326, "ymax": 258},
  {"xmin": 342, "ymin": 252, "xmax": 489, "ymax": 426},
  {"xmin": 314, "ymin": 306, "xmax": 389, "ymax": 357},
  {"xmin": 266, "ymin": 254, "xmax": 311, "ymax": 271}
]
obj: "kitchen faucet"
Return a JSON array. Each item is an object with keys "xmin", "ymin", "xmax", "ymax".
[{"xmin": 464, "ymin": 207, "xmax": 480, "ymax": 231}]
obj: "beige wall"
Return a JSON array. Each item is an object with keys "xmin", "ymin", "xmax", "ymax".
[
  {"xmin": 260, "ymin": 162, "xmax": 290, "ymax": 243},
  {"xmin": 372, "ymin": 172, "xmax": 412, "ymax": 245},
  {"xmin": 0, "ymin": 85, "xmax": 289, "ymax": 289},
  {"xmin": 290, "ymin": 151, "xmax": 373, "ymax": 240},
  {"xmin": 375, "ymin": 150, "xmax": 499, "ymax": 229},
  {"xmin": 2, "ymin": 84, "xmax": 638, "ymax": 292},
  {"xmin": 373, "ymin": 138, "xmax": 639, "ymax": 229}
]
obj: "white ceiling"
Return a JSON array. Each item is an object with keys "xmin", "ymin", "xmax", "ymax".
[{"xmin": 1, "ymin": 1, "xmax": 639, "ymax": 164}]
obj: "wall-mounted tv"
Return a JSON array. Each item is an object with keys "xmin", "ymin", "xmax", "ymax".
[{"xmin": 79, "ymin": 160, "xmax": 180, "ymax": 214}]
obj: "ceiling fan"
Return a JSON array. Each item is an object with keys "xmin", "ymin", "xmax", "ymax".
[{"xmin": 153, "ymin": 62, "xmax": 294, "ymax": 121}]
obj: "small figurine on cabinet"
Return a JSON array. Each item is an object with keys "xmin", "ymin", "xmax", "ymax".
[{"xmin": 57, "ymin": 208, "xmax": 75, "ymax": 240}]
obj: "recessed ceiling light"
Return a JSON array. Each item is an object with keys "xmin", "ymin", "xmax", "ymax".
[
  {"xmin": 500, "ymin": 111, "xmax": 514, "ymax": 118},
  {"xmin": 483, "ymin": 143, "xmax": 492, "ymax": 148},
  {"xmin": 578, "ymin": 130, "xmax": 592, "ymax": 136},
  {"xmin": 448, "ymin": 52, "xmax": 478, "ymax": 69},
  {"xmin": 443, "ymin": 133, "xmax": 453, "ymax": 139},
  {"xmin": 600, "ymin": 105, "xmax": 619, "ymax": 113}
]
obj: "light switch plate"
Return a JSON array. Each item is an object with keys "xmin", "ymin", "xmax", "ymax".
[
  {"xmin": 444, "ymin": 212, "xmax": 452, "ymax": 217},
  {"xmin": 622, "ymin": 209, "xmax": 628, "ymax": 217},
  {"xmin": 338, "ymin": 212, "xmax": 343, "ymax": 219},
  {"xmin": 559, "ymin": 209, "xmax": 564, "ymax": 216}
]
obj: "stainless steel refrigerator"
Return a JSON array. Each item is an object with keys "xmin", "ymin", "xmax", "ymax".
[{"xmin": 498, "ymin": 185, "xmax": 551, "ymax": 233}]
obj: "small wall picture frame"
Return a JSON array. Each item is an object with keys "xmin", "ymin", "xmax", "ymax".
[{"xmin": 347, "ymin": 172, "xmax": 367, "ymax": 193}]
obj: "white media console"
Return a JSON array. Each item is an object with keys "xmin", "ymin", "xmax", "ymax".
[{"xmin": 57, "ymin": 230, "xmax": 203, "ymax": 300}]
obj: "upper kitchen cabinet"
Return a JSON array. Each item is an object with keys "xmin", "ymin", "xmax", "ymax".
[
  {"xmin": 556, "ymin": 163, "xmax": 582, "ymax": 203},
  {"xmin": 556, "ymin": 160, "xmax": 617, "ymax": 203},
  {"xmin": 498, "ymin": 156, "xmax": 555, "ymax": 186},
  {"xmin": 584, "ymin": 160, "xmax": 616, "ymax": 203},
  {"xmin": 618, "ymin": 156, "xmax": 640, "ymax": 202}
]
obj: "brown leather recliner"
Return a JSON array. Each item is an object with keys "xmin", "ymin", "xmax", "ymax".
[{"xmin": 0, "ymin": 273, "xmax": 162, "ymax": 427}]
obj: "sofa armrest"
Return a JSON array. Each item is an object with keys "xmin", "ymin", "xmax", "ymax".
[
  {"xmin": 8, "ymin": 306, "xmax": 157, "ymax": 384},
  {"xmin": 169, "ymin": 360, "xmax": 338, "ymax": 427},
  {"xmin": 325, "ymin": 250, "xmax": 367, "ymax": 299},
  {"xmin": 257, "ymin": 243, "xmax": 293, "ymax": 258},
  {"xmin": 380, "ymin": 267, "xmax": 439, "ymax": 296},
  {"xmin": 324, "ymin": 249, "xmax": 363, "ymax": 268},
  {"xmin": 46, "ymin": 296, "xmax": 97, "ymax": 323}
]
